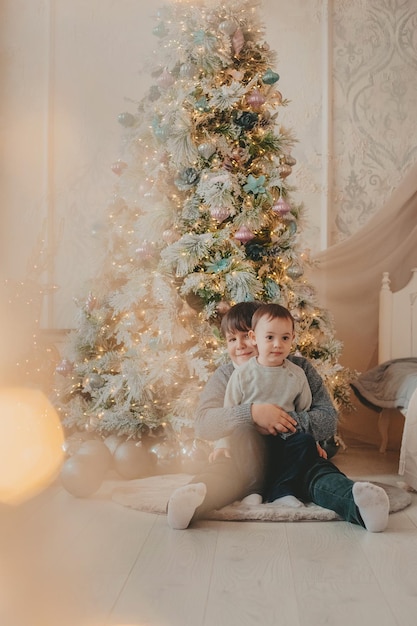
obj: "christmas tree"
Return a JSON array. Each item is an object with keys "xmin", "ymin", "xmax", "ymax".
[{"xmin": 55, "ymin": 0, "xmax": 352, "ymax": 444}]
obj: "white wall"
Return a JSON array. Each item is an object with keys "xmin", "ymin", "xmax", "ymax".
[{"xmin": 1, "ymin": 0, "xmax": 417, "ymax": 330}]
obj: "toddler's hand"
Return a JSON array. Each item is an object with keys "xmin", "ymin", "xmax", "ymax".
[{"xmin": 316, "ymin": 442, "xmax": 328, "ymax": 459}]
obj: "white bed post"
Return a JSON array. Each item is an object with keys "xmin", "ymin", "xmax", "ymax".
[
  {"xmin": 378, "ymin": 272, "xmax": 393, "ymax": 452},
  {"xmin": 378, "ymin": 271, "xmax": 393, "ymax": 364}
]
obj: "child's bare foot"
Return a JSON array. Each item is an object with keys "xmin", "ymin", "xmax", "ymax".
[
  {"xmin": 352, "ymin": 481, "xmax": 389, "ymax": 532},
  {"xmin": 167, "ymin": 483, "xmax": 207, "ymax": 529},
  {"xmin": 273, "ymin": 495, "xmax": 305, "ymax": 508}
]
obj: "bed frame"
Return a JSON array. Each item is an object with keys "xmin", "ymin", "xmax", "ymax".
[
  {"xmin": 379, "ymin": 268, "xmax": 417, "ymax": 365},
  {"xmin": 378, "ymin": 268, "xmax": 417, "ymax": 466}
]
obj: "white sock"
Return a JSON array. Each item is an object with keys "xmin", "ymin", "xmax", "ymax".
[
  {"xmin": 241, "ymin": 493, "xmax": 263, "ymax": 505},
  {"xmin": 352, "ymin": 481, "xmax": 390, "ymax": 532},
  {"xmin": 273, "ymin": 495, "xmax": 305, "ymax": 508},
  {"xmin": 167, "ymin": 483, "xmax": 207, "ymax": 530}
]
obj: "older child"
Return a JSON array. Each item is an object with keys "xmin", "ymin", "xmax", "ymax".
[
  {"xmin": 213, "ymin": 303, "xmax": 321, "ymax": 507},
  {"xmin": 167, "ymin": 302, "xmax": 390, "ymax": 532}
]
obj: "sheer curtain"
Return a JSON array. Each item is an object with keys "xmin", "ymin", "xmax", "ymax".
[
  {"xmin": 309, "ymin": 162, "xmax": 417, "ymax": 445},
  {"xmin": 310, "ymin": 161, "xmax": 417, "ymax": 376}
]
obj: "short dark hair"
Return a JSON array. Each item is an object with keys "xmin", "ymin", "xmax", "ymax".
[
  {"xmin": 220, "ymin": 301, "xmax": 262, "ymax": 337},
  {"xmin": 251, "ymin": 303, "xmax": 294, "ymax": 331}
]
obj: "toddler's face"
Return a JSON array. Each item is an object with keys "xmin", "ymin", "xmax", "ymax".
[
  {"xmin": 225, "ymin": 329, "xmax": 258, "ymax": 366},
  {"xmin": 249, "ymin": 316, "xmax": 294, "ymax": 367}
]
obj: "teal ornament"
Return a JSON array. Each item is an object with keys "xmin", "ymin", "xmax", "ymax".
[
  {"xmin": 243, "ymin": 174, "xmax": 266, "ymax": 195},
  {"xmin": 195, "ymin": 97, "xmax": 210, "ymax": 112},
  {"xmin": 234, "ymin": 111, "xmax": 258, "ymax": 130},
  {"xmin": 262, "ymin": 69, "xmax": 280, "ymax": 84},
  {"xmin": 175, "ymin": 167, "xmax": 200, "ymax": 190},
  {"xmin": 117, "ymin": 112, "xmax": 135, "ymax": 127},
  {"xmin": 264, "ymin": 278, "xmax": 281, "ymax": 299},
  {"xmin": 154, "ymin": 124, "xmax": 168, "ymax": 141},
  {"xmin": 205, "ymin": 257, "xmax": 230, "ymax": 273},
  {"xmin": 287, "ymin": 220, "xmax": 297, "ymax": 236},
  {"xmin": 193, "ymin": 29, "xmax": 206, "ymax": 45},
  {"xmin": 153, "ymin": 22, "xmax": 166, "ymax": 38}
]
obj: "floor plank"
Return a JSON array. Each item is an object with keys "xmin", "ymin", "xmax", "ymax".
[
  {"xmin": 110, "ymin": 515, "xmax": 218, "ymax": 626},
  {"xmin": 204, "ymin": 521, "xmax": 300, "ymax": 626}
]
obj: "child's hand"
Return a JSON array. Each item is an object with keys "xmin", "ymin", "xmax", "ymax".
[
  {"xmin": 209, "ymin": 447, "xmax": 231, "ymax": 463},
  {"xmin": 251, "ymin": 403, "xmax": 298, "ymax": 435},
  {"xmin": 316, "ymin": 442, "xmax": 328, "ymax": 459}
]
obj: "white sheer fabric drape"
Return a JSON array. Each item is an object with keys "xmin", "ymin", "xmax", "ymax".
[{"xmin": 309, "ymin": 161, "xmax": 417, "ymax": 377}]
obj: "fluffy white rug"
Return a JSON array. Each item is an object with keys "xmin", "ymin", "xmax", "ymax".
[{"xmin": 108, "ymin": 473, "xmax": 412, "ymax": 522}]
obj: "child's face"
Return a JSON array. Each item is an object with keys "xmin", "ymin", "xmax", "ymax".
[
  {"xmin": 225, "ymin": 329, "xmax": 258, "ymax": 366},
  {"xmin": 249, "ymin": 315, "xmax": 294, "ymax": 367}
]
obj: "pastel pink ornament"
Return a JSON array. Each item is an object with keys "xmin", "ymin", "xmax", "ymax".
[
  {"xmin": 232, "ymin": 28, "xmax": 244, "ymax": 55},
  {"xmin": 136, "ymin": 241, "xmax": 155, "ymax": 260},
  {"xmin": 272, "ymin": 197, "xmax": 291, "ymax": 215},
  {"xmin": 162, "ymin": 229, "xmax": 180, "ymax": 244},
  {"xmin": 85, "ymin": 291, "xmax": 97, "ymax": 312},
  {"xmin": 56, "ymin": 358, "xmax": 73, "ymax": 377},
  {"xmin": 246, "ymin": 89, "xmax": 266, "ymax": 110},
  {"xmin": 234, "ymin": 225, "xmax": 255, "ymax": 243},
  {"xmin": 111, "ymin": 160, "xmax": 127, "ymax": 176},
  {"xmin": 157, "ymin": 68, "xmax": 175, "ymax": 89},
  {"xmin": 210, "ymin": 206, "xmax": 230, "ymax": 222}
]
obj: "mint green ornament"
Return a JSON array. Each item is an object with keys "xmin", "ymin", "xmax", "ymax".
[
  {"xmin": 118, "ymin": 112, "xmax": 135, "ymax": 127},
  {"xmin": 262, "ymin": 69, "xmax": 280, "ymax": 84},
  {"xmin": 195, "ymin": 97, "xmax": 210, "ymax": 112},
  {"xmin": 153, "ymin": 22, "xmax": 166, "ymax": 38},
  {"xmin": 243, "ymin": 174, "xmax": 266, "ymax": 195}
]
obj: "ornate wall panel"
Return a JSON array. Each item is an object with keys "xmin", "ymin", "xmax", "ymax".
[{"xmin": 332, "ymin": 0, "xmax": 417, "ymax": 242}]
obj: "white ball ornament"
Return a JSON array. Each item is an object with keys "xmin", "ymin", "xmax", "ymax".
[
  {"xmin": 113, "ymin": 441, "xmax": 157, "ymax": 479},
  {"xmin": 219, "ymin": 20, "xmax": 237, "ymax": 35},
  {"xmin": 77, "ymin": 439, "xmax": 113, "ymax": 473},
  {"xmin": 198, "ymin": 142, "xmax": 216, "ymax": 159},
  {"xmin": 60, "ymin": 455, "xmax": 105, "ymax": 498}
]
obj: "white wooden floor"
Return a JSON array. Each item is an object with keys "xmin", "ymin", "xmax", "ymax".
[{"xmin": 1, "ymin": 444, "xmax": 417, "ymax": 626}]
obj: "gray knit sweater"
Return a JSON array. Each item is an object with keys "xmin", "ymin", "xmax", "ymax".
[{"xmin": 194, "ymin": 355, "xmax": 338, "ymax": 442}]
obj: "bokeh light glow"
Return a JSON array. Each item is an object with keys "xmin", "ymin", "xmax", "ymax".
[{"xmin": 0, "ymin": 387, "xmax": 64, "ymax": 504}]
